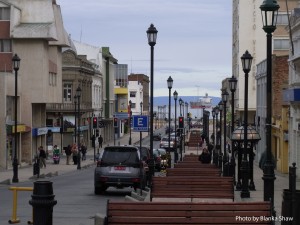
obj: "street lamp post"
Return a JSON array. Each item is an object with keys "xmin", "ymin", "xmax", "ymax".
[
  {"xmin": 167, "ymin": 76, "xmax": 173, "ymax": 152},
  {"xmin": 240, "ymin": 50, "xmax": 253, "ymax": 198},
  {"xmin": 173, "ymin": 90, "xmax": 178, "ymax": 163},
  {"xmin": 212, "ymin": 108, "xmax": 216, "ymax": 146},
  {"xmin": 76, "ymin": 86, "xmax": 82, "ymax": 170},
  {"xmin": 228, "ymin": 75, "xmax": 237, "ymax": 180},
  {"xmin": 147, "ymin": 23, "xmax": 158, "ymax": 184},
  {"xmin": 74, "ymin": 95, "xmax": 77, "ymax": 144},
  {"xmin": 129, "ymin": 100, "xmax": 132, "ymax": 145},
  {"xmin": 218, "ymin": 101, "xmax": 224, "ymax": 169},
  {"xmin": 222, "ymin": 90, "xmax": 229, "ymax": 176},
  {"xmin": 140, "ymin": 101, "xmax": 143, "ymax": 153},
  {"xmin": 213, "ymin": 106, "xmax": 220, "ymax": 165},
  {"xmin": 12, "ymin": 54, "xmax": 20, "ymax": 183},
  {"xmin": 260, "ymin": 0, "xmax": 279, "ymax": 209}
]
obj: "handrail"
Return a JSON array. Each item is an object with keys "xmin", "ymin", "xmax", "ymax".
[{"xmin": 8, "ymin": 186, "xmax": 33, "ymax": 224}]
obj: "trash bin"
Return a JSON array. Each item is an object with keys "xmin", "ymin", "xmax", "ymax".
[{"xmin": 281, "ymin": 189, "xmax": 300, "ymax": 225}]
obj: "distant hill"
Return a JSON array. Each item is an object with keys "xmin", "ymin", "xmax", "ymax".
[{"xmin": 154, "ymin": 96, "xmax": 221, "ymax": 107}]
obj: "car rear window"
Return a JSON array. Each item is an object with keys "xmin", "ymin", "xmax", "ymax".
[{"xmin": 102, "ymin": 147, "xmax": 139, "ymax": 165}]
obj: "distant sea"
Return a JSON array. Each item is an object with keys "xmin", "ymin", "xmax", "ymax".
[{"xmin": 153, "ymin": 96, "xmax": 221, "ymax": 119}]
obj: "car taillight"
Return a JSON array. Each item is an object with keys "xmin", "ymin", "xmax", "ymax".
[
  {"xmin": 96, "ymin": 159, "xmax": 102, "ymax": 167},
  {"xmin": 100, "ymin": 177, "xmax": 108, "ymax": 182},
  {"xmin": 131, "ymin": 178, "xmax": 140, "ymax": 183}
]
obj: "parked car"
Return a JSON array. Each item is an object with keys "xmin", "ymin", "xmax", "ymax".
[
  {"xmin": 159, "ymin": 136, "xmax": 176, "ymax": 151},
  {"xmin": 94, "ymin": 146, "xmax": 147, "ymax": 194},
  {"xmin": 153, "ymin": 148, "xmax": 167, "ymax": 171},
  {"xmin": 153, "ymin": 133, "xmax": 162, "ymax": 141}
]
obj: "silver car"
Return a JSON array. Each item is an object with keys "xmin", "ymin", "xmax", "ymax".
[
  {"xmin": 159, "ymin": 136, "xmax": 176, "ymax": 151},
  {"xmin": 94, "ymin": 146, "xmax": 146, "ymax": 194}
]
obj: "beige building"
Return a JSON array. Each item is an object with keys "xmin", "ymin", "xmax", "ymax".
[
  {"xmin": 232, "ymin": 0, "xmax": 296, "ymax": 126},
  {"xmin": 0, "ymin": 0, "xmax": 69, "ymax": 169}
]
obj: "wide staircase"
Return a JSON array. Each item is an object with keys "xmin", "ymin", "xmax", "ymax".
[{"xmin": 188, "ymin": 129, "xmax": 202, "ymax": 148}]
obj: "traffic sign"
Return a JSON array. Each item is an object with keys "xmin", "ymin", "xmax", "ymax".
[
  {"xmin": 132, "ymin": 115, "xmax": 148, "ymax": 132},
  {"xmin": 98, "ymin": 120, "xmax": 105, "ymax": 128}
]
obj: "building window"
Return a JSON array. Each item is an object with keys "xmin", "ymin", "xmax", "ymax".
[
  {"xmin": 131, "ymin": 103, "xmax": 136, "ymax": 109},
  {"xmin": 49, "ymin": 72, "xmax": 57, "ymax": 86},
  {"xmin": 0, "ymin": 39, "xmax": 11, "ymax": 52},
  {"xmin": 0, "ymin": 7, "xmax": 10, "ymax": 20},
  {"xmin": 274, "ymin": 39, "xmax": 289, "ymax": 50},
  {"xmin": 63, "ymin": 83, "xmax": 72, "ymax": 102},
  {"xmin": 277, "ymin": 13, "xmax": 289, "ymax": 25},
  {"xmin": 130, "ymin": 91, "xmax": 136, "ymax": 97}
]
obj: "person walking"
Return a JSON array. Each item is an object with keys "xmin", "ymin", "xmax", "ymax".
[
  {"xmin": 38, "ymin": 146, "xmax": 47, "ymax": 168},
  {"xmin": 81, "ymin": 143, "xmax": 87, "ymax": 161},
  {"xmin": 65, "ymin": 144, "xmax": 72, "ymax": 165},
  {"xmin": 98, "ymin": 135, "xmax": 103, "ymax": 148},
  {"xmin": 71, "ymin": 143, "xmax": 78, "ymax": 165},
  {"xmin": 198, "ymin": 148, "xmax": 211, "ymax": 164}
]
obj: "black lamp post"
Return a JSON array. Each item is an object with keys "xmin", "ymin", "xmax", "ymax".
[
  {"xmin": 213, "ymin": 105, "xmax": 219, "ymax": 165},
  {"xmin": 12, "ymin": 54, "xmax": 20, "ymax": 183},
  {"xmin": 260, "ymin": 0, "xmax": 279, "ymax": 209},
  {"xmin": 167, "ymin": 76, "xmax": 173, "ymax": 152},
  {"xmin": 140, "ymin": 101, "xmax": 143, "ymax": 153},
  {"xmin": 222, "ymin": 90, "xmax": 229, "ymax": 176},
  {"xmin": 218, "ymin": 101, "xmax": 224, "ymax": 169},
  {"xmin": 240, "ymin": 50, "xmax": 253, "ymax": 198},
  {"xmin": 228, "ymin": 75, "xmax": 238, "ymax": 180},
  {"xmin": 173, "ymin": 90, "xmax": 178, "ymax": 163},
  {"xmin": 129, "ymin": 100, "xmax": 132, "ymax": 145},
  {"xmin": 179, "ymin": 98, "xmax": 183, "ymax": 116},
  {"xmin": 74, "ymin": 95, "xmax": 77, "ymax": 144},
  {"xmin": 76, "ymin": 86, "xmax": 82, "ymax": 170},
  {"xmin": 212, "ymin": 107, "xmax": 216, "ymax": 146},
  {"xmin": 147, "ymin": 23, "xmax": 158, "ymax": 184}
]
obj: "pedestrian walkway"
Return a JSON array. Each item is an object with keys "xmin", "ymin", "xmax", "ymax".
[
  {"xmin": 0, "ymin": 132, "xmax": 147, "ymax": 185},
  {"xmin": 184, "ymin": 146, "xmax": 300, "ymax": 223}
]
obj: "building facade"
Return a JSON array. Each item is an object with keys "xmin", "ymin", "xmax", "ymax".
[
  {"xmin": 0, "ymin": 0, "xmax": 69, "ymax": 169},
  {"xmin": 232, "ymin": 0, "xmax": 296, "ymax": 125}
]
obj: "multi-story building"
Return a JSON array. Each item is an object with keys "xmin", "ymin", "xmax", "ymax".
[
  {"xmin": 128, "ymin": 73, "xmax": 150, "ymax": 115},
  {"xmin": 256, "ymin": 55, "xmax": 289, "ymax": 173},
  {"xmin": 285, "ymin": 6, "xmax": 300, "ymax": 176},
  {"xmin": 232, "ymin": 0, "xmax": 297, "ymax": 170},
  {"xmin": 0, "ymin": 0, "xmax": 69, "ymax": 169},
  {"xmin": 232, "ymin": 0, "xmax": 296, "ymax": 125}
]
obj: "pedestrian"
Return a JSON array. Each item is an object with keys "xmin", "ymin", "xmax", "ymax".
[
  {"xmin": 81, "ymin": 143, "xmax": 87, "ymax": 161},
  {"xmin": 71, "ymin": 143, "xmax": 78, "ymax": 165},
  {"xmin": 38, "ymin": 146, "xmax": 47, "ymax": 168},
  {"xmin": 98, "ymin": 135, "xmax": 103, "ymax": 148},
  {"xmin": 198, "ymin": 148, "xmax": 211, "ymax": 164},
  {"xmin": 65, "ymin": 145, "xmax": 72, "ymax": 165}
]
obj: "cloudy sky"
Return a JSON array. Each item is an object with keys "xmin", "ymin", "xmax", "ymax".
[{"xmin": 58, "ymin": 0, "xmax": 232, "ymax": 97}]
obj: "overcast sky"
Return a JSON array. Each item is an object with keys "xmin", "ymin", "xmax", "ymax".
[{"xmin": 58, "ymin": 0, "xmax": 232, "ymax": 97}]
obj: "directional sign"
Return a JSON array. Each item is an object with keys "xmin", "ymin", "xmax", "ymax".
[
  {"xmin": 98, "ymin": 120, "xmax": 105, "ymax": 128},
  {"xmin": 133, "ymin": 115, "xmax": 148, "ymax": 132}
]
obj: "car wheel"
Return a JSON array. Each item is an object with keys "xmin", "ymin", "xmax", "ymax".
[{"xmin": 94, "ymin": 186, "xmax": 102, "ymax": 195}]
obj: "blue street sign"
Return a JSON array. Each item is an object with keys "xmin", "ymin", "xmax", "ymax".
[{"xmin": 133, "ymin": 115, "xmax": 149, "ymax": 132}]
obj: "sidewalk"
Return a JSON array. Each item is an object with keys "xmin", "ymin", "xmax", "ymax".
[
  {"xmin": 184, "ymin": 146, "xmax": 300, "ymax": 222},
  {"xmin": 0, "ymin": 132, "xmax": 147, "ymax": 185}
]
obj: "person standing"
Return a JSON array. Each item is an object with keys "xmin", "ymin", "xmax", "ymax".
[
  {"xmin": 98, "ymin": 135, "xmax": 103, "ymax": 148},
  {"xmin": 39, "ymin": 146, "xmax": 47, "ymax": 168},
  {"xmin": 65, "ymin": 145, "xmax": 72, "ymax": 165},
  {"xmin": 71, "ymin": 143, "xmax": 78, "ymax": 165}
]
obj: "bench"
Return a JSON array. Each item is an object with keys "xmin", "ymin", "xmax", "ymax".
[
  {"xmin": 174, "ymin": 162, "xmax": 217, "ymax": 168},
  {"xmin": 166, "ymin": 167, "xmax": 221, "ymax": 176},
  {"xmin": 105, "ymin": 201, "xmax": 273, "ymax": 225},
  {"xmin": 151, "ymin": 176, "xmax": 234, "ymax": 202},
  {"xmin": 182, "ymin": 154, "xmax": 199, "ymax": 161}
]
